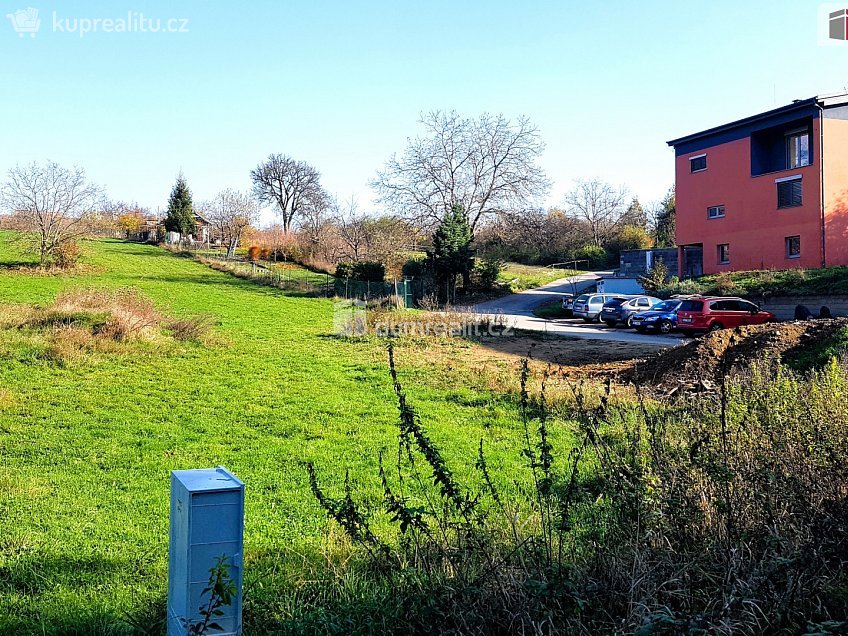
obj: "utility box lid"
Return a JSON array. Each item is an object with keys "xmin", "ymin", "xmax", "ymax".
[{"xmin": 172, "ymin": 466, "xmax": 244, "ymax": 494}]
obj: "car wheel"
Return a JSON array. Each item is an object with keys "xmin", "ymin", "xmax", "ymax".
[
  {"xmin": 708, "ymin": 322, "xmax": 724, "ymax": 332},
  {"xmin": 604, "ymin": 320, "xmax": 617, "ymax": 328},
  {"xmin": 658, "ymin": 319, "xmax": 673, "ymax": 334}
]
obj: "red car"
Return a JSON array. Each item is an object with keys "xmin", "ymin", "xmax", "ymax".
[{"xmin": 676, "ymin": 296, "xmax": 775, "ymax": 336}]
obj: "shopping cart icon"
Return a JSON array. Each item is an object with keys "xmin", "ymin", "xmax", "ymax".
[{"xmin": 6, "ymin": 8, "xmax": 41, "ymax": 38}]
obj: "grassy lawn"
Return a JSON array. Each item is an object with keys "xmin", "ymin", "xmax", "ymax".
[
  {"xmin": 0, "ymin": 235, "xmax": 566, "ymax": 635},
  {"xmin": 266, "ymin": 260, "xmax": 333, "ymax": 279},
  {"xmin": 665, "ymin": 266, "xmax": 848, "ymax": 298},
  {"xmin": 498, "ymin": 262, "xmax": 580, "ymax": 293},
  {"xmin": 532, "ymin": 298, "xmax": 570, "ymax": 319}
]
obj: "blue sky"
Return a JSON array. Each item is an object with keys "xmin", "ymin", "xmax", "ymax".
[{"xmin": 1, "ymin": 0, "xmax": 847, "ymax": 222}]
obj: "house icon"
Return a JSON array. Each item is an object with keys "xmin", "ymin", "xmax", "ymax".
[{"xmin": 6, "ymin": 7, "xmax": 41, "ymax": 38}]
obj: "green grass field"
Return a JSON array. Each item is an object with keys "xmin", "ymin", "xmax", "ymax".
[
  {"xmin": 0, "ymin": 235, "xmax": 555, "ymax": 635},
  {"xmin": 498, "ymin": 262, "xmax": 580, "ymax": 292}
]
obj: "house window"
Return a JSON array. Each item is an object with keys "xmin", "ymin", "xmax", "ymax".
[
  {"xmin": 786, "ymin": 130, "xmax": 810, "ymax": 169},
  {"xmin": 717, "ymin": 243, "xmax": 730, "ymax": 265},
  {"xmin": 786, "ymin": 235, "xmax": 801, "ymax": 259},
  {"xmin": 777, "ymin": 176, "xmax": 802, "ymax": 208},
  {"xmin": 707, "ymin": 205, "xmax": 725, "ymax": 219},
  {"xmin": 690, "ymin": 154, "xmax": 707, "ymax": 172}
]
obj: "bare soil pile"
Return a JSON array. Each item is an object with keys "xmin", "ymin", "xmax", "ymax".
[{"xmin": 626, "ymin": 319, "xmax": 848, "ymax": 389}]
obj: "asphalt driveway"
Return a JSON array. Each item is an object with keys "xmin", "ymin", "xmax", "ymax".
[{"xmin": 474, "ymin": 272, "xmax": 685, "ymax": 346}]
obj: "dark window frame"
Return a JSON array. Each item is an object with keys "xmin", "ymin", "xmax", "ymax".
[
  {"xmin": 690, "ymin": 154, "xmax": 707, "ymax": 173},
  {"xmin": 785, "ymin": 129, "xmax": 811, "ymax": 169},
  {"xmin": 717, "ymin": 243, "xmax": 730, "ymax": 265},
  {"xmin": 785, "ymin": 235, "xmax": 801, "ymax": 259},
  {"xmin": 777, "ymin": 177, "xmax": 803, "ymax": 209}
]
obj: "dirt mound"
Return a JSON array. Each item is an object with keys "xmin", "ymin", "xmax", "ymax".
[{"xmin": 627, "ymin": 319, "xmax": 848, "ymax": 389}]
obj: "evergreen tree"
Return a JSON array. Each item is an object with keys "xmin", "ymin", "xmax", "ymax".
[
  {"xmin": 652, "ymin": 188, "xmax": 676, "ymax": 248},
  {"xmin": 432, "ymin": 204, "xmax": 473, "ymax": 302},
  {"xmin": 621, "ymin": 196, "xmax": 648, "ymax": 230},
  {"xmin": 164, "ymin": 174, "xmax": 196, "ymax": 237}
]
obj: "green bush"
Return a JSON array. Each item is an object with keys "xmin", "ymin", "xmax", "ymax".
[
  {"xmin": 304, "ymin": 350, "xmax": 848, "ymax": 634},
  {"xmin": 335, "ymin": 261, "xmax": 386, "ymax": 282},
  {"xmin": 605, "ymin": 226, "xmax": 652, "ymax": 257},
  {"xmin": 573, "ymin": 244, "xmax": 609, "ymax": 269},
  {"xmin": 401, "ymin": 255, "xmax": 428, "ymax": 278},
  {"xmin": 471, "ymin": 257, "xmax": 503, "ymax": 291},
  {"xmin": 638, "ymin": 261, "xmax": 670, "ymax": 294}
]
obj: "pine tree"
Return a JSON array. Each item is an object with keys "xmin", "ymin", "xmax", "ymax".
[
  {"xmin": 652, "ymin": 188, "xmax": 676, "ymax": 248},
  {"xmin": 622, "ymin": 197, "xmax": 648, "ymax": 230},
  {"xmin": 432, "ymin": 204, "xmax": 473, "ymax": 302},
  {"xmin": 164, "ymin": 174, "xmax": 196, "ymax": 237}
]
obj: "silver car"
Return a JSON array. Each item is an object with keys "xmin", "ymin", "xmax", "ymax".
[{"xmin": 572, "ymin": 293, "xmax": 622, "ymax": 322}]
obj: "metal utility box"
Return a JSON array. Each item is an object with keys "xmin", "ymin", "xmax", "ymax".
[{"xmin": 168, "ymin": 466, "xmax": 244, "ymax": 636}]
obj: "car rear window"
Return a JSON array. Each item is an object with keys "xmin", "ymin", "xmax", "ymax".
[
  {"xmin": 679, "ymin": 300, "xmax": 704, "ymax": 312},
  {"xmin": 604, "ymin": 299, "xmax": 626, "ymax": 307},
  {"xmin": 575, "ymin": 295, "xmax": 589, "ymax": 303}
]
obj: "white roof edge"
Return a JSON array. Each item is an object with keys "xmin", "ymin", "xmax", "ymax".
[{"xmin": 818, "ymin": 92, "xmax": 848, "ymax": 107}]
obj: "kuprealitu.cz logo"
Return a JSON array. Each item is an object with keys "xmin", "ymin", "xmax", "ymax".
[
  {"xmin": 6, "ymin": 7, "xmax": 40, "ymax": 37},
  {"xmin": 5, "ymin": 7, "xmax": 190, "ymax": 38}
]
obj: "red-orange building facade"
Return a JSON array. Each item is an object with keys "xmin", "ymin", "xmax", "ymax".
[{"xmin": 668, "ymin": 93, "xmax": 848, "ymax": 277}]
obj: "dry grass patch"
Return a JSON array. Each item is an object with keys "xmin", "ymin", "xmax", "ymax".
[
  {"xmin": 1, "ymin": 287, "xmax": 217, "ymax": 365},
  {"xmin": 47, "ymin": 287, "xmax": 161, "ymax": 340},
  {"xmin": 165, "ymin": 313, "xmax": 217, "ymax": 342}
]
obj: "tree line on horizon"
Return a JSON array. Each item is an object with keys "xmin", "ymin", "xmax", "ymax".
[{"xmin": 0, "ymin": 110, "xmax": 676, "ymax": 289}]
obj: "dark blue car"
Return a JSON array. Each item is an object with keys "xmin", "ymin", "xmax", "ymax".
[{"xmin": 629, "ymin": 299, "xmax": 682, "ymax": 334}]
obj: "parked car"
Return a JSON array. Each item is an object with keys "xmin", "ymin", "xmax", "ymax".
[
  {"xmin": 600, "ymin": 295, "xmax": 661, "ymax": 327},
  {"xmin": 630, "ymin": 299, "xmax": 683, "ymax": 334},
  {"xmin": 572, "ymin": 293, "xmax": 622, "ymax": 322},
  {"xmin": 676, "ymin": 296, "xmax": 776, "ymax": 336},
  {"xmin": 561, "ymin": 293, "xmax": 575, "ymax": 317}
]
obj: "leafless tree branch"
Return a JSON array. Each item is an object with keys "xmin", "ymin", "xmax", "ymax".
[
  {"xmin": 0, "ymin": 161, "xmax": 105, "ymax": 264},
  {"xmin": 372, "ymin": 111, "xmax": 549, "ymax": 233}
]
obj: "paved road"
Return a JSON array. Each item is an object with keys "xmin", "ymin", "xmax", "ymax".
[
  {"xmin": 474, "ymin": 271, "xmax": 685, "ymax": 346},
  {"xmin": 474, "ymin": 271, "xmax": 611, "ymax": 315}
]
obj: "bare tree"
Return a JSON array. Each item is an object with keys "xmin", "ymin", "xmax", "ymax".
[
  {"xmin": 298, "ymin": 191, "xmax": 332, "ymax": 257},
  {"xmin": 333, "ymin": 197, "xmax": 370, "ymax": 262},
  {"xmin": 478, "ymin": 207, "xmax": 589, "ymax": 264},
  {"xmin": 563, "ymin": 179, "xmax": 629, "ymax": 247},
  {"xmin": 372, "ymin": 111, "xmax": 549, "ymax": 232},
  {"xmin": 0, "ymin": 161, "xmax": 104, "ymax": 264},
  {"xmin": 250, "ymin": 154, "xmax": 327, "ymax": 232},
  {"xmin": 204, "ymin": 190, "xmax": 259, "ymax": 257}
]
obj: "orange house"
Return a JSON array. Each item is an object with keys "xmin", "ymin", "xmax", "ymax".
[{"xmin": 667, "ymin": 93, "xmax": 848, "ymax": 277}]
